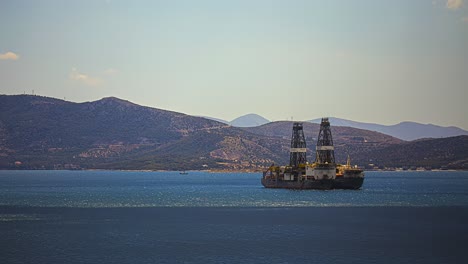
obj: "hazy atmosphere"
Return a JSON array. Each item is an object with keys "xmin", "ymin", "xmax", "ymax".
[{"xmin": 1, "ymin": 0, "xmax": 467, "ymax": 129}]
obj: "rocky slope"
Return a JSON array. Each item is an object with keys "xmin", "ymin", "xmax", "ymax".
[{"xmin": 1, "ymin": 95, "xmax": 466, "ymax": 170}]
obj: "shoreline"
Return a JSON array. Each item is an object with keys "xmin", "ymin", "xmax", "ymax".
[{"xmin": 0, "ymin": 168, "xmax": 467, "ymax": 172}]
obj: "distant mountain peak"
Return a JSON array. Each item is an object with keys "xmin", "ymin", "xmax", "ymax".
[
  {"xmin": 99, "ymin": 96, "xmax": 132, "ymax": 103},
  {"xmin": 92, "ymin": 97, "xmax": 137, "ymax": 107},
  {"xmin": 101, "ymin": 96, "xmax": 122, "ymax": 101},
  {"xmin": 230, "ymin": 113, "xmax": 270, "ymax": 127}
]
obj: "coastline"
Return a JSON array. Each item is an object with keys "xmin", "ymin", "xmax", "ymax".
[{"xmin": 1, "ymin": 168, "xmax": 467, "ymax": 172}]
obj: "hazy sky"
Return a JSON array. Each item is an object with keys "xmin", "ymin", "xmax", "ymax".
[{"xmin": 1, "ymin": 0, "xmax": 467, "ymax": 129}]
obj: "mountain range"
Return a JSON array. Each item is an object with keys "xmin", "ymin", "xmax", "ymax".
[
  {"xmin": 309, "ymin": 117, "xmax": 468, "ymax": 141},
  {"xmin": 0, "ymin": 94, "xmax": 467, "ymax": 170},
  {"xmin": 241, "ymin": 122, "xmax": 468, "ymax": 170},
  {"xmin": 206, "ymin": 113, "xmax": 468, "ymax": 141}
]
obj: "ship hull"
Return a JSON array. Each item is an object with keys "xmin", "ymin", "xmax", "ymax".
[
  {"xmin": 261, "ymin": 178, "xmax": 334, "ymax": 190},
  {"xmin": 261, "ymin": 177, "xmax": 363, "ymax": 190},
  {"xmin": 333, "ymin": 177, "xmax": 364, "ymax": 190}
]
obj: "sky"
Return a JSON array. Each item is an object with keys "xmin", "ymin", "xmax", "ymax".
[{"xmin": 1, "ymin": 0, "xmax": 467, "ymax": 129}]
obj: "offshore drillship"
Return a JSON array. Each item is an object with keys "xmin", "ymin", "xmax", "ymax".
[{"xmin": 261, "ymin": 118, "xmax": 364, "ymax": 190}]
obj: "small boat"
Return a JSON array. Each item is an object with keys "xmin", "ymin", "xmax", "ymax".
[{"xmin": 179, "ymin": 171, "xmax": 188, "ymax": 175}]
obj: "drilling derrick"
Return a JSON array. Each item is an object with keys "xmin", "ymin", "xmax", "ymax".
[
  {"xmin": 315, "ymin": 118, "xmax": 335, "ymax": 164},
  {"xmin": 289, "ymin": 122, "xmax": 307, "ymax": 167},
  {"xmin": 261, "ymin": 118, "xmax": 364, "ymax": 190}
]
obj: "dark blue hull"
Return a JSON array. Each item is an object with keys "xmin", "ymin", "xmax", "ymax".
[{"xmin": 261, "ymin": 177, "xmax": 363, "ymax": 190}]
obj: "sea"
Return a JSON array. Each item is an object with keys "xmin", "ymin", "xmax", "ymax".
[{"xmin": 1, "ymin": 170, "xmax": 468, "ymax": 264}]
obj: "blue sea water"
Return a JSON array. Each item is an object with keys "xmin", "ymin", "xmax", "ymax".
[
  {"xmin": 0, "ymin": 170, "xmax": 467, "ymax": 207},
  {"xmin": 1, "ymin": 170, "xmax": 468, "ymax": 264}
]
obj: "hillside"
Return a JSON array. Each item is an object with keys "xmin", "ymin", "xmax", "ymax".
[
  {"xmin": 1, "ymin": 95, "xmax": 466, "ymax": 170},
  {"xmin": 244, "ymin": 122, "xmax": 468, "ymax": 169},
  {"xmin": 0, "ymin": 95, "xmax": 220, "ymax": 149},
  {"xmin": 352, "ymin": 136, "xmax": 468, "ymax": 170},
  {"xmin": 0, "ymin": 95, "xmax": 284, "ymax": 170},
  {"xmin": 241, "ymin": 122, "xmax": 403, "ymax": 165}
]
